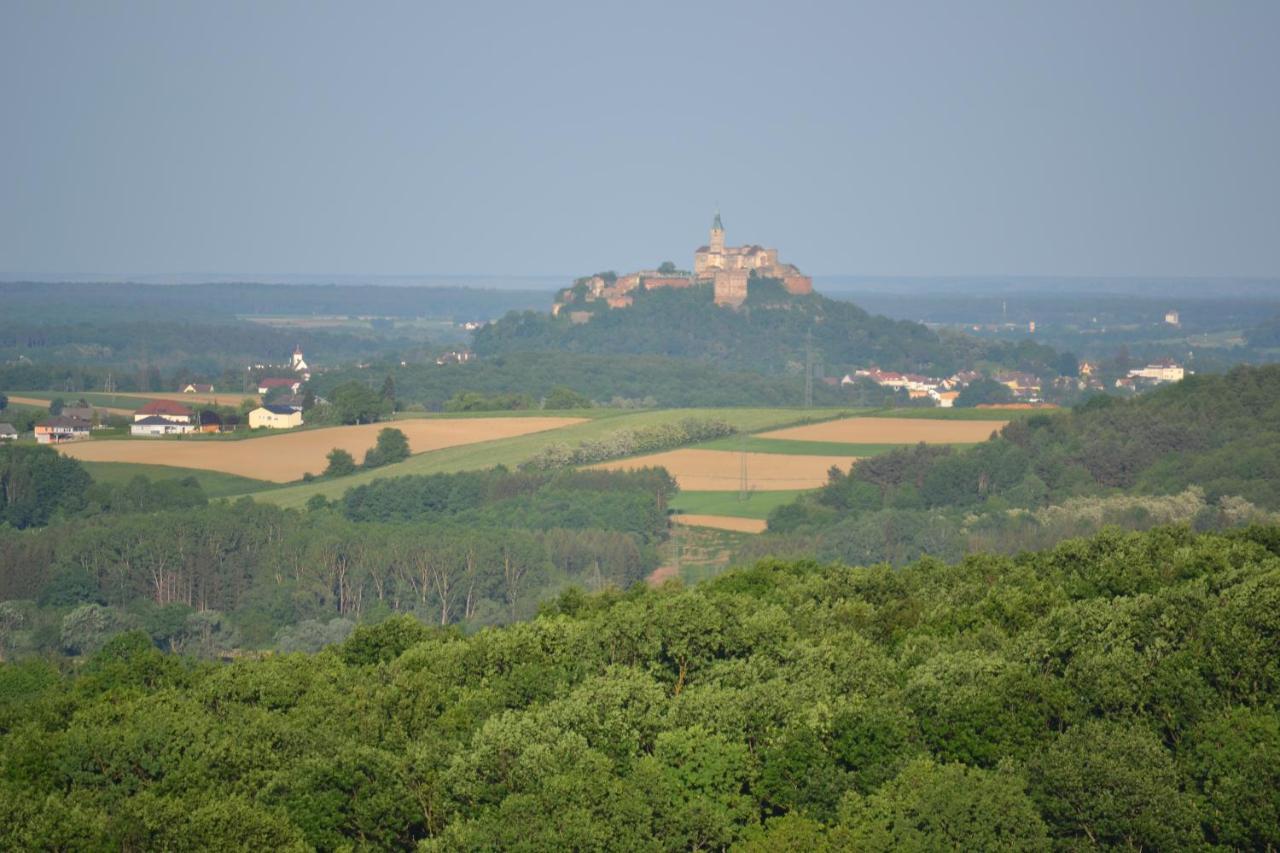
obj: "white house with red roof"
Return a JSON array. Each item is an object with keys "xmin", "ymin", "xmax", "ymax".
[{"xmin": 131, "ymin": 400, "xmax": 196, "ymax": 437}]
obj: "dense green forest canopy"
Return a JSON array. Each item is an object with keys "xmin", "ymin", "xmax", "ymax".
[
  {"xmin": 2, "ymin": 525, "xmax": 1278, "ymax": 849},
  {"xmin": 474, "ymin": 284, "xmax": 1064, "ymax": 378}
]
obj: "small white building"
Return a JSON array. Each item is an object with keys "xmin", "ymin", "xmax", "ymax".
[
  {"xmin": 1128, "ymin": 360, "xmax": 1185, "ymax": 383},
  {"xmin": 130, "ymin": 416, "xmax": 195, "ymax": 437},
  {"xmin": 0, "ymin": 423, "xmax": 18, "ymax": 441},
  {"xmin": 248, "ymin": 405, "xmax": 304, "ymax": 429}
]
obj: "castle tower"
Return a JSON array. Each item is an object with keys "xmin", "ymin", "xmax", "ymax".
[{"xmin": 709, "ymin": 210, "xmax": 725, "ymax": 255}]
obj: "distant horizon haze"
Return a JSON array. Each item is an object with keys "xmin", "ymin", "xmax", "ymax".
[{"xmin": 2, "ymin": 2, "xmax": 1278, "ymax": 278}]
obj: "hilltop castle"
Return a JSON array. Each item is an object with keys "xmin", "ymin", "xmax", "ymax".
[
  {"xmin": 552, "ymin": 213, "xmax": 812, "ymax": 317},
  {"xmin": 694, "ymin": 212, "xmax": 812, "ymax": 306}
]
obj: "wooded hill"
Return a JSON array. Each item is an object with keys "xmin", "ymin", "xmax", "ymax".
[
  {"xmin": 2, "ymin": 524, "xmax": 1277, "ymax": 849},
  {"xmin": 474, "ymin": 283, "xmax": 1065, "ymax": 378},
  {"xmin": 758, "ymin": 364, "xmax": 1280, "ymax": 564}
]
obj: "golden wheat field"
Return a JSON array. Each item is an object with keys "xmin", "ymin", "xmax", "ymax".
[
  {"xmin": 58, "ymin": 417, "xmax": 585, "ymax": 482},
  {"xmin": 591, "ymin": 449, "xmax": 857, "ymax": 491},
  {"xmin": 674, "ymin": 514, "xmax": 769, "ymax": 534},
  {"xmin": 759, "ymin": 416, "xmax": 1007, "ymax": 444}
]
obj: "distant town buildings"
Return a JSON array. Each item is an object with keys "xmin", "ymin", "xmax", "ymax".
[{"xmin": 1164, "ymin": 310, "xmax": 1181, "ymax": 327}]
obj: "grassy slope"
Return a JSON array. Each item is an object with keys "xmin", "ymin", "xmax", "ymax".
[
  {"xmin": 79, "ymin": 460, "xmax": 275, "ymax": 498},
  {"xmin": 4, "ymin": 391, "xmax": 148, "ymax": 410},
  {"xmin": 245, "ymin": 407, "xmax": 850, "ymax": 509},
  {"xmin": 670, "ymin": 490, "xmax": 808, "ymax": 519}
]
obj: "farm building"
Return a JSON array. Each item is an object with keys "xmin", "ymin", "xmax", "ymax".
[
  {"xmin": 0, "ymin": 423, "xmax": 18, "ymax": 441},
  {"xmin": 258, "ymin": 378, "xmax": 302, "ymax": 395},
  {"xmin": 130, "ymin": 416, "xmax": 195, "ymax": 437},
  {"xmin": 134, "ymin": 400, "xmax": 196, "ymax": 425},
  {"xmin": 35, "ymin": 416, "xmax": 91, "ymax": 444},
  {"xmin": 180, "ymin": 383, "xmax": 215, "ymax": 394},
  {"xmin": 248, "ymin": 405, "xmax": 304, "ymax": 429}
]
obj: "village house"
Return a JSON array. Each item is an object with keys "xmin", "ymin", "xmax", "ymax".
[
  {"xmin": 35, "ymin": 416, "xmax": 91, "ymax": 444},
  {"xmin": 130, "ymin": 400, "xmax": 196, "ymax": 437},
  {"xmin": 1126, "ymin": 359, "xmax": 1185, "ymax": 384},
  {"xmin": 62, "ymin": 405, "xmax": 97, "ymax": 424},
  {"xmin": 257, "ymin": 377, "xmax": 302, "ymax": 395},
  {"xmin": 993, "ymin": 372, "xmax": 1043, "ymax": 399},
  {"xmin": 248, "ymin": 404, "xmax": 303, "ymax": 429},
  {"xmin": 180, "ymin": 383, "xmax": 215, "ymax": 394},
  {"xmin": 0, "ymin": 423, "xmax": 19, "ymax": 441}
]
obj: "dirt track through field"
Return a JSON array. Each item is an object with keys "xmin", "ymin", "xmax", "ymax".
[
  {"xmin": 591, "ymin": 449, "xmax": 857, "ymax": 491},
  {"xmin": 759, "ymin": 416, "xmax": 1007, "ymax": 444},
  {"xmin": 674, "ymin": 514, "xmax": 768, "ymax": 534},
  {"xmin": 58, "ymin": 417, "xmax": 585, "ymax": 482}
]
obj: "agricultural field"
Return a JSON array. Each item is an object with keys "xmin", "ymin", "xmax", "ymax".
[
  {"xmin": 57, "ymin": 416, "xmax": 584, "ymax": 482},
  {"xmin": 591, "ymin": 448, "xmax": 859, "ymax": 491},
  {"xmin": 670, "ymin": 489, "xmax": 807, "ymax": 519},
  {"xmin": 244, "ymin": 408, "xmax": 849, "ymax": 508},
  {"xmin": 759, "ymin": 415, "xmax": 1007, "ymax": 444},
  {"xmin": 4, "ymin": 390, "xmax": 259, "ymax": 410},
  {"xmin": 672, "ymin": 514, "xmax": 767, "ymax": 534}
]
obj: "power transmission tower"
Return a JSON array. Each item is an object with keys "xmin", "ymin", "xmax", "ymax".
[{"xmin": 804, "ymin": 328, "xmax": 814, "ymax": 408}]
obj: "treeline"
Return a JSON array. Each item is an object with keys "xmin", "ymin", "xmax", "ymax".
[
  {"xmin": 0, "ymin": 281, "xmax": 546, "ymax": 325},
  {"xmin": 520, "ymin": 417, "xmax": 736, "ymax": 470},
  {"xmin": 762, "ymin": 366, "xmax": 1280, "ymax": 564},
  {"xmin": 337, "ymin": 467, "xmax": 675, "ymax": 543},
  {"xmin": 0, "ymin": 445, "xmax": 207, "ymax": 529},
  {"xmin": 0, "ymin": 464, "xmax": 675, "ymax": 658},
  {"xmin": 2, "ymin": 525, "xmax": 1278, "ymax": 848},
  {"xmin": 0, "ymin": 502, "xmax": 659, "ymax": 657},
  {"xmin": 473, "ymin": 285, "xmax": 1065, "ymax": 379},
  {"xmin": 312, "ymin": 351, "xmax": 857, "ymax": 410}
]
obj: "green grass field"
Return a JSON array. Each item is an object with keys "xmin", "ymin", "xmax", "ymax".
[
  {"xmin": 4, "ymin": 391, "xmax": 150, "ymax": 410},
  {"xmin": 244, "ymin": 407, "xmax": 853, "ymax": 508},
  {"xmin": 670, "ymin": 489, "xmax": 808, "ymax": 519},
  {"xmin": 78, "ymin": 460, "xmax": 275, "ymax": 498}
]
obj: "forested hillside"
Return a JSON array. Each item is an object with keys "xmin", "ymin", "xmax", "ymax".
[
  {"xmin": 474, "ymin": 284, "xmax": 1064, "ymax": 378},
  {"xmin": 2, "ymin": 525, "xmax": 1278, "ymax": 849},
  {"xmin": 758, "ymin": 365, "xmax": 1280, "ymax": 563},
  {"xmin": 312, "ymin": 352, "xmax": 861, "ymax": 409}
]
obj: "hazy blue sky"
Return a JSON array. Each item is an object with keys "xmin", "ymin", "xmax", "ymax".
[{"xmin": 2, "ymin": 1, "xmax": 1278, "ymax": 279}]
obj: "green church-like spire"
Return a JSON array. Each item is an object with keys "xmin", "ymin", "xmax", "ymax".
[{"xmin": 712, "ymin": 210, "xmax": 723, "ymax": 231}]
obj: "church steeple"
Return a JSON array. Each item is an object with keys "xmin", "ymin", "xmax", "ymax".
[{"xmin": 709, "ymin": 209, "xmax": 725, "ymax": 254}]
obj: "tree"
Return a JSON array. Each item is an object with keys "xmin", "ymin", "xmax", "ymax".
[
  {"xmin": 329, "ymin": 382, "xmax": 390, "ymax": 425},
  {"xmin": 380, "ymin": 374, "xmax": 396, "ymax": 405},
  {"xmin": 48, "ymin": 398, "xmax": 64, "ymax": 416},
  {"xmin": 1026, "ymin": 719, "xmax": 1200, "ymax": 849},
  {"xmin": 543, "ymin": 386, "xmax": 592, "ymax": 410},
  {"xmin": 657, "ymin": 261, "xmax": 677, "ymax": 274},
  {"xmin": 955, "ymin": 378, "xmax": 1015, "ymax": 408},
  {"xmin": 845, "ymin": 758, "xmax": 1049, "ymax": 850},
  {"xmin": 0, "ymin": 392, "xmax": 7, "ymax": 411},
  {"xmin": 0, "ymin": 601, "xmax": 23, "ymax": 661},
  {"xmin": 363, "ymin": 428, "xmax": 410, "ymax": 469},
  {"xmin": 325, "ymin": 448, "xmax": 357, "ymax": 477}
]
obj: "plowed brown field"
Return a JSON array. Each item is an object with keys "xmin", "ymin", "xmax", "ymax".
[
  {"xmin": 674, "ymin": 514, "xmax": 768, "ymax": 534},
  {"xmin": 591, "ymin": 449, "xmax": 857, "ymax": 491},
  {"xmin": 760, "ymin": 416, "xmax": 1007, "ymax": 444},
  {"xmin": 58, "ymin": 417, "xmax": 585, "ymax": 482}
]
